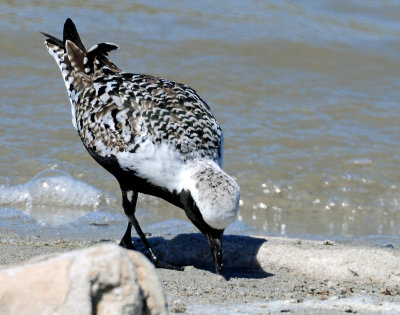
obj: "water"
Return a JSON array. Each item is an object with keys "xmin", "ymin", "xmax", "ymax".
[{"xmin": 1, "ymin": 1, "xmax": 400, "ymax": 244}]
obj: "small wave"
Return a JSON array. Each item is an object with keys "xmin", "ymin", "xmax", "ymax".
[
  {"xmin": 349, "ymin": 158, "xmax": 373, "ymax": 166},
  {"xmin": 0, "ymin": 170, "xmax": 117, "ymax": 225},
  {"xmin": 0, "ymin": 169, "xmax": 115, "ymax": 210}
]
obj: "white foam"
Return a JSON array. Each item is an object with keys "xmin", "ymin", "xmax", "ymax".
[
  {"xmin": 0, "ymin": 184, "xmax": 30, "ymax": 205},
  {"xmin": 0, "ymin": 170, "xmax": 115, "ymax": 225},
  {"xmin": 0, "ymin": 207, "xmax": 35, "ymax": 222}
]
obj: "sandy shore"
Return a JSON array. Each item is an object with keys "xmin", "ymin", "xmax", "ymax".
[{"xmin": 1, "ymin": 232, "xmax": 399, "ymax": 314}]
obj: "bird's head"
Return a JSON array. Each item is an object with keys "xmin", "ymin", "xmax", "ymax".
[{"xmin": 180, "ymin": 161, "xmax": 240, "ymax": 274}]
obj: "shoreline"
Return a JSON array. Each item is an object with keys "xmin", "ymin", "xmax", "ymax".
[{"xmin": 1, "ymin": 233, "xmax": 399, "ymax": 314}]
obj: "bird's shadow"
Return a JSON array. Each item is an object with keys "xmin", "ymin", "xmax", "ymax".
[{"xmin": 131, "ymin": 233, "xmax": 273, "ymax": 280}]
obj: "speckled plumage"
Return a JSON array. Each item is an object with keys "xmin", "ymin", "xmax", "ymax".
[
  {"xmin": 42, "ymin": 19, "xmax": 239, "ymax": 273},
  {"xmin": 44, "ymin": 36, "xmax": 223, "ymax": 169}
]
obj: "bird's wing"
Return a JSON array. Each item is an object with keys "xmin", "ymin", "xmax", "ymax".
[{"xmin": 78, "ymin": 72, "xmax": 223, "ymax": 167}]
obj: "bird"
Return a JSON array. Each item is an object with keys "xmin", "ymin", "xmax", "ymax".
[{"xmin": 41, "ymin": 18, "xmax": 240, "ymax": 274}]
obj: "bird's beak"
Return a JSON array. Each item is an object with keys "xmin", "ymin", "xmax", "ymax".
[{"xmin": 206, "ymin": 231, "xmax": 223, "ymax": 274}]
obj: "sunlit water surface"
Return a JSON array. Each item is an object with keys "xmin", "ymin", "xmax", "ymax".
[{"xmin": 1, "ymin": 1, "xmax": 400, "ymax": 245}]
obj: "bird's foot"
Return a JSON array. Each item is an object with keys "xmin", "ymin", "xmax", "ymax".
[
  {"xmin": 154, "ymin": 259, "xmax": 184, "ymax": 271},
  {"xmin": 119, "ymin": 237, "xmax": 135, "ymax": 250},
  {"xmin": 153, "ymin": 258, "xmax": 184, "ymax": 271},
  {"xmin": 148, "ymin": 253, "xmax": 183, "ymax": 271},
  {"xmin": 120, "ymin": 238, "xmax": 183, "ymax": 270}
]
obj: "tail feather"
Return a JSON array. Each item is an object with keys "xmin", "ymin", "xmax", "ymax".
[
  {"xmin": 86, "ymin": 42, "xmax": 120, "ymax": 74},
  {"xmin": 40, "ymin": 18, "xmax": 86, "ymax": 52},
  {"xmin": 87, "ymin": 42, "xmax": 119, "ymax": 57},
  {"xmin": 40, "ymin": 31, "xmax": 63, "ymax": 47},
  {"xmin": 42, "ymin": 19, "xmax": 122, "ymax": 131},
  {"xmin": 65, "ymin": 40, "xmax": 85, "ymax": 73},
  {"xmin": 63, "ymin": 18, "xmax": 87, "ymax": 53},
  {"xmin": 42, "ymin": 18, "xmax": 121, "ymax": 76}
]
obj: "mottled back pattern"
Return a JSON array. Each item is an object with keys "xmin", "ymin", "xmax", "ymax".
[{"xmin": 44, "ymin": 35, "xmax": 223, "ymax": 168}]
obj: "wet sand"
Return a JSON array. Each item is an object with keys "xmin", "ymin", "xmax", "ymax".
[{"xmin": 1, "ymin": 232, "xmax": 399, "ymax": 314}]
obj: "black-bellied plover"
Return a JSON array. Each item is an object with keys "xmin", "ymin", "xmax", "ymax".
[{"xmin": 42, "ymin": 18, "xmax": 240, "ymax": 274}]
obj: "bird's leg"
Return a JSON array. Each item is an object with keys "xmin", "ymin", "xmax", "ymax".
[
  {"xmin": 119, "ymin": 190, "xmax": 137, "ymax": 250},
  {"xmin": 120, "ymin": 189, "xmax": 183, "ymax": 271},
  {"xmin": 119, "ymin": 221, "xmax": 135, "ymax": 249}
]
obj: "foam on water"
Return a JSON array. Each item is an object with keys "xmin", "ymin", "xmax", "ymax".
[
  {"xmin": 0, "ymin": 207, "xmax": 36, "ymax": 223},
  {"xmin": 0, "ymin": 206, "xmax": 129, "ymax": 241},
  {"xmin": 0, "ymin": 170, "xmax": 116, "ymax": 225}
]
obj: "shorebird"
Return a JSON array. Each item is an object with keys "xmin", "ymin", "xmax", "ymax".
[{"xmin": 41, "ymin": 18, "xmax": 240, "ymax": 274}]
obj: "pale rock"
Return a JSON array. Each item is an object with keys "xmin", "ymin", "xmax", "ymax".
[
  {"xmin": 152, "ymin": 234, "xmax": 400, "ymax": 286},
  {"xmin": 0, "ymin": 244, "xmax": 167, "ymax": 315},
  {"xmin": 255, "ymin": 237, "xmax": 400, "ymax": 286}
]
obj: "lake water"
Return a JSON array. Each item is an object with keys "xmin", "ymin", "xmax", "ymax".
[{"xmin": 1, "ymin": 0, "xmax": 400, "ymax": 245}]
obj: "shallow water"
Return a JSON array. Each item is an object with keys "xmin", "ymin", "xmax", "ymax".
[{"xmin": 1, "ymin": 1, "xmax": 400, "ymax": 244}]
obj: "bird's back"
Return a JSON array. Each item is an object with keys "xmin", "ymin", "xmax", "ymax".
[
  {"xmin": 43, "ymin": 20, "xmax": 224, "ymax": 183},
  {"xmin": 85, "ymin": 71, "xmax": 223, "ymax": 164}
]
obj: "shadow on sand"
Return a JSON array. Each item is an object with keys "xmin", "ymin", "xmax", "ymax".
[{"xmin": 131, "ymin": 233, "xmax": 273, "ymax": 280}]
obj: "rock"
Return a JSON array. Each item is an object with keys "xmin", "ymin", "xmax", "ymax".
[
  {"xmin": 256, "ymin": 238, "xmax": 400, "ymax": 286},
  {"xmin": 0, "ymin": 244, "xmax": 167, "ymax": 315},
  {"xmin": 150, "ymin": 234, "xmax": 400, "ymax": 286},
  {"xmin": 127, "ymin": 249, "xmax": 167, "ymax": 315}
]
